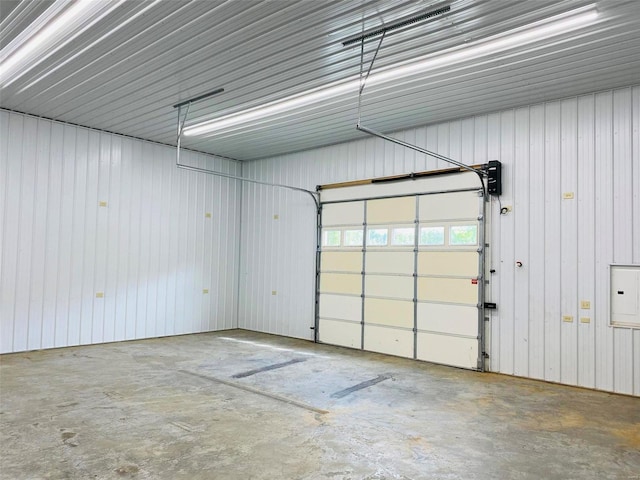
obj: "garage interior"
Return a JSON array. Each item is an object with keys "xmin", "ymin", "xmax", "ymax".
[{"xmin": 1, "ymin": 0, "xmax": 639, "ymax": 479}]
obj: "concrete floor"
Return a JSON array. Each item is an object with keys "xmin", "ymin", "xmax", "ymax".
[{"xmin": 1, "ymin": 330, "xmax": 638, "ymax": 480}]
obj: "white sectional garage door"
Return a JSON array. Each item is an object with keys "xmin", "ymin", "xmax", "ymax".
[{"xmin": 317, "ymin": 171, "xmax": 486, "ymax": 370}]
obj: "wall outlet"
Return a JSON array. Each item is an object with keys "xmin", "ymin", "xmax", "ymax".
[
  {"xmin": 562, "ymin": 192, "xmax": 574, "ymax": 199},
  {"xmin": 271, "ymin": 290, "xmax": 277, "ymax": 295},
  {"xmin": 98, "ymin": 201, "xmax": 108, "ymax": 207},
  {"xmin": 203, "ymin": 289, "xmax": 209, "ymax": 294},
  {"xmin": 580, "ymin": 300, "xmax": 591, "ymax": 309},
  {"xmin": 273, "ymin": 214, "xmax": 279, "ymax": 220},
  {"xmin": 580, "ymin": 317, "xmax": 591, "ymax": 324},
  {"xmin": 96, "ymin": 292, "xmax": 104, "ymax": 298},
  {"xmin": 562, "ymin": 315, "xmax": 574, "ymax": 323},
  {"xmin": 205, "ymin": 212, "xmax": 212, "ymax": 218}
]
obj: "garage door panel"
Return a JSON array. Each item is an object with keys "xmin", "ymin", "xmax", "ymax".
[
  {"xmin": 365, "ymin": 275, "xmax": 414, "ymax": 300},
  {"xmin": 320, "ymin": 273, "xmax": 362, "ymax": 295},
  {"xmin": 419, "ymin": 191, "xmax": 478, "ymax": 221},
  {"xmin": 416, "ymin": 333, "xmax": 478, "ymax": 369},
  {"xmin": 319, "ymin": 294, "xmax": 361, "ymax": 322},
  {"xmin": 417, "ymin": 277, "xmax": 478, "ymax": 304},
  {"xmin": 319, "ymin": 319, "xmax": 361, "ymax": 348},
  {"xmin": 418, "ymin": 251, "xmax": 477, "ymax": 276},
  {"xmin": 367, "ymin": 197, "xmax": 415, "ymax": 224},
  {"xmin": 366, "ymin": 251, "xmax": 414, "ymax": 274},
  {"xmin": 364, "ymin": 298, "xmax": 413, "ymax": 328},
  {"xmin": 321, "ymin": 252, "xmax": 362, "ymax": 272},
  {"xmin": 417, "ymin": 303, "xmax": 477, "ymax": 336},
  {"xmin": 323, "ymin": 201, "xmax": 364, "ymax": 225},
  {"xmin": 364, "ymin": 325, "xmax": 413, "ymax": 358}
]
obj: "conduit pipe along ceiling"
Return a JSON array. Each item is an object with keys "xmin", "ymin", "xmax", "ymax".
[
  {"xmin": 183, "ymin": 5, "xmax": 599, "ymax": 138},
  {"xmin": 0, "ymin": 0, "xmax": 145, "ymax": 88}
]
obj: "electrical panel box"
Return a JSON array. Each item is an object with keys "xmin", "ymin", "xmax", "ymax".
[
  {"xmin": 610, "ymin": 265, "xmax": 640, "ymax": 328},
  {"xmin": 487, "ymin": 160, "xmax": 502, "ymax": 196}
]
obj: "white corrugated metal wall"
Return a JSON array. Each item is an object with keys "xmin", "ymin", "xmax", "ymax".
[
  {"xmin": 0, "ymin": 110, "xmax": 241, "ymax": 354},
  {"xmin": 239, "ymin": 85, "xmax": 640, "ymax": 396}
]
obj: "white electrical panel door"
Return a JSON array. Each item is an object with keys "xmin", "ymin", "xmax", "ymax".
[
  {"xmin": 318, "ymin": 171, "xmax": 485, "ymax": 370},
  {"xmin": 610, "ymin": 265, "xmax": 640, "ymax": 328}
]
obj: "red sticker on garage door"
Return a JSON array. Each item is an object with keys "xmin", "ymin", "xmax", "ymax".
[{"xmin": 471, "ymin": 278, "xmax": 478, "ymax": 285}]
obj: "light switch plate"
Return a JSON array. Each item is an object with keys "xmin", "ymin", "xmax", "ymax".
[
  {"xmin": 562, "ymin": 315, "xmax": 573, "ymax": 323},
  {"xmin": 580, "ymin": 300, "xmax": 591, "ymax": 309},
  {"xmin": 562, "ymin": 192, "xmax": 574, "ymax": 199},
  {"xmin": 271, "ymin": 290, "xmax": 277, "ymax": 295},
  {"xmin": 96, "ymin": 292, "xmax": 104, "ymax": 298},
  {"xmin": 580, "ymin": 317, "xmax": 591, "ymax": 323},
  {"xmin": 202, "ymin": 289, "xmax": 209, "ymax": 294},
  {"xmin": 98, "ymin": 201, "xmax": 108, "ymax": 207},
  {"xmin": 205, "ymin": 212, "xmax": 212, "ymax": 218}
]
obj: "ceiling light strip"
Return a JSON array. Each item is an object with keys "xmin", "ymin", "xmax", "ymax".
[
  {"xmin": 1, "ymin": 0, "xmax": 126, "ymax": 87},
  {"xmin": 183, "ymin": 6, "xmax": 598, "ymax": 137},
  {"xmin": 17, "ymin": 0, "xmax": 162, "ymax": 93}
]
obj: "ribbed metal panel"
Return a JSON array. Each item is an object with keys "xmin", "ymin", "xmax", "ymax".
[
  {"xmin": 1, "ymin": 0, "xmax": 639, "ymax": 160},
  {"xmin": 0, "ymin": 109, "xmax": 241, "ymax": 354},
  {"xmin": 239, "ymin": 85, "xmax": 640, "ymax": 396}
]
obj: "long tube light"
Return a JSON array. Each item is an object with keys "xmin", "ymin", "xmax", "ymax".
[
  {"xmin": 183, "ymin": 6, "xmax": 598, "ymax": 137},
  {"xmin": 0, "ymin": 0, "xmax": 126, "ymax": 87},
  {"xmin": 17, "ymin": 0, "xmax": 161, "ymax": 93}
]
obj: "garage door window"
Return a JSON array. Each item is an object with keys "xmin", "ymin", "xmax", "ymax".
[
  {"xmin": 344, "ymin": 229, "xmax": 364, "ymax": 247},
  {"xmin": 367, "ymin": 228, "xmax": 388, "ymax": 246},
  {"xmin": 449, "ymin": 225, "xmax": 477, "ymax": 245},
  {"xmin": 322, "ymin": 230, "xmax": 341, "ymax": 247},
  {"xmin": 391, "ymin": 227, "xmax": 415, "ymax": 246},
  {"xmin": 419, "ymin": 226, "xmax": 445, "ymax": 246}
]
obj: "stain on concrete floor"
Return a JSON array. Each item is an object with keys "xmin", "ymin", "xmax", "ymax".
[{"xmin": 1, "ymin": 330, "xmax": 639, "ymax": 480}]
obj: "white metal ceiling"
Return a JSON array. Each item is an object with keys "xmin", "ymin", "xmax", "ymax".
[{"xmin": 1, "ymin": 0, "xmax": 639, "ymax": 161}]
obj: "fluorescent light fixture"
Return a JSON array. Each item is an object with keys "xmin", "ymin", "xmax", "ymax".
[
  {"xmin": 17, "ymin": 0, "xmax": 161, "ymax": 93},
  {"xmin": 0, "ymin": 0, "xmax": 126, "ymax": 87},
  {"xmin": 183, "ymin": 6, "xmax": 598, "ymax": 137}
]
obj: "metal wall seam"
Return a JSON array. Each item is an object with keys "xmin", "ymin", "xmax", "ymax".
[
  {"xmin": 498, "ymin": 109, "xmax": 516, "ymax": 375},
  {"xmin": 594, "ymin": 91, "xmax": 615, "ymax": 392},
  {"xmin": 486, "ymin": 111, "xmax": 501, "ymax": 373},
  {"xmin": 512, "ymin": 106, "xmax": 530, "ymax": 378},
  {"xmin": 544, "ymin": 101, "xmax": 562, "ymax": 383},
  {"xmin": 576, "ymin": 93, "xmax": 596, "ymax": 389},
  {"xmin": 559, "ymin": 97, "xmax": 579, "ymax": 386}
]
